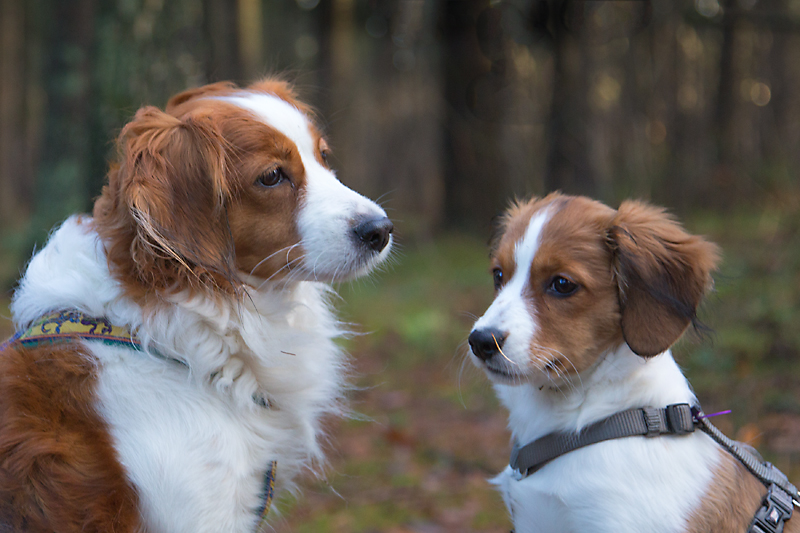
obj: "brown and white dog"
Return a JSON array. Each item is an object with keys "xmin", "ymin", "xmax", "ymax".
[
  {"xmin": 468, "ymin": 193, "xmax": 796, "ymax": 532},
  {"xmin": 0, "ymin": 79, "xmax": 392, "ymax": 532}
]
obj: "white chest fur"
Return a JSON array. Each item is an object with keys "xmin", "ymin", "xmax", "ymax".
[
  {"xmin": 93, "ymin": 347, "xmax": 277, "ymax": 533},
  {"xmin": 87, "ymin": 285, "xmax": 346, "ymax": 533},
  {"xmin": 493, "ymin": 347, "xmax": 722, "ymax": 533}
]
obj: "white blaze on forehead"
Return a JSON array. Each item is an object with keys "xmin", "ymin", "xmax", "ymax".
[
  {"xmin": 511, "ymin": 209, "xmax": 550, "ymax": 290},
  {"xmin": 216, "ymin": 93, "xmax": 318, "ymax": 160},
  {"xmin": 473, "ymin": 209, "xmax": 551, "ymax": 367}
]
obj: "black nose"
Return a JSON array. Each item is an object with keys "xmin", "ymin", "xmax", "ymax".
[
  {"xmin": 353, "ymin": 216, "xmax": 393, "ymax": 253},
  {"xmin": 468, "ymin": 328, "xmax": 507, "ymax": 361}
]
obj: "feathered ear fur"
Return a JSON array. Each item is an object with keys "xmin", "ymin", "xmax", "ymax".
[
  {"xmin": 93, "ymin": 106, "xmax": 238, "ymax": 295},
  {"xmin": 607, "ymin": 201, "xmax": 720, "ymax": 357}
]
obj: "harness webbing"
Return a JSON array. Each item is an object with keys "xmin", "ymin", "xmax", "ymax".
[
  {"xmin": 510, "ymin": 404, "xmax": 695, "ymax": 476},
  {"xmin": 693, "ymin": 406, "xmax": 797, "ymax": 533},
  {"xmin": 692, "ymin": 406, "xmax": 799, "ymax": 504},
  {"xmin": 510, "ymin": 403, "xmax": 799, "ymax": 533}
]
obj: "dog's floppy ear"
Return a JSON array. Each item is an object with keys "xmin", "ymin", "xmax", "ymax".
[
  {"xmin": 95, "ymin": 106, "xmax": 237, "ymax": 292},
  {"xmin": 607, "ymin": 201, "xmax": 720, "ymax": 357}
]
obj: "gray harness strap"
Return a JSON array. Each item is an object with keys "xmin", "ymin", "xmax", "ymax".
[
  {"xmin": 693, "ymin": 407, "xmax": 798, "ymax": 503},
  {"xmin": 510, "ymin": 403, "xmax": 695, "ymax": 476},
  {"xmin": 693, "ymin": 406, "xmax": 797, "ymax": 533},
  {"xmin": 509, "ymin": 403, "xmax": 799, "ymax": 533}
]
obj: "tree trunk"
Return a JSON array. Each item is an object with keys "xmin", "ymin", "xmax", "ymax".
[
  {"xmin": 441, "ymin": 0, "xmax": 509, "ymax": 229},
  {"xmin": 715, "ymin": 0, "xmax": 737, "ymax": 165},
  {"xmin": 237, "ymin": 0, "xmax": 263, "ymax": 81},
  {"xmin": 543, "ymin": 0, "xmax": 595, "ymax": 196},
  {"xmin": 203, "ymin": 0, "xmax": 243, "ymax": 83},
  {"xmin": 0, "ymin": 0, "xmax": 28, "ymax": 222},
  {"xmin": 762, "ymin": 0, "xmax": 790, "ymax": 162},
  {"xmin": 33, "ymin": 0, "xmax": 96, "ymax": 233}
]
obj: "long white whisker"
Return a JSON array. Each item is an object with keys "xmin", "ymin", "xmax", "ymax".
[
  {"xmin": 530, "ymin": 343, "xmax": 583, "ymax": 393},
  {"xmin": 285, "ymin": 243, "xmax": 299, "ymax": 264},
  {"xmin": 249, "ymin": 244, "xmax": 299, "ymax": 277},
  {"xmin": 558, "ymin": 353, "xmax": 583, "ymax": 391},
  {"xmin": 256, "ymin": 255, "xmax": 306, "ymax": 290}
]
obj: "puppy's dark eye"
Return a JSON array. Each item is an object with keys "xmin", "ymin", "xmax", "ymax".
[
  {"xmin": 256, "ymin": 167, "xmax": 287, "ymax": 188},
  {"xmin": 320, "ymin": 150, "xmax": 330, "ymax": 164},
  {"xmin": 548, "ymin": 276, "xmax": 578, "ymax": 296},
  {"xmin": 492, "ymin": 268, "xmax": 504, "ymax": 290}
]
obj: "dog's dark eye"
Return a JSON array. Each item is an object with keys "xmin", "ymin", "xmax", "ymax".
[
  {"xmin": 492, "ymin": 268, "xmax": 504, "ymax": 290},
  {"xmin": 549, "ymin": 276, "xmax": 578, "ymax": 296},
  {"xmin": 319, "ymin": 138, "xmax": 331, "ymax": 165},
  {"xmin": 256, "ymin": 167, "xmax": 287, "ymax": 188}
]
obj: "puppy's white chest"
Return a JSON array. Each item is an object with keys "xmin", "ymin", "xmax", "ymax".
[
  {"xmin": 93, "ymin": 348, "xmax": 280, "ymax": 533},
  {"xmin": 496, "ymin": 434, "xmax": 720, "ymax": 533}
]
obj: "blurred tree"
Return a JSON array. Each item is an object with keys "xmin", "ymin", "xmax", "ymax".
[
  {"xmin": 0, "ymin": 0, "xmax": 30, "ymax": 224},
  {"xmin": 440, "ymin": 0, "xmax": 512, "ymax": 229},
  {"xmin": 33, "ymin": 0, "xmax": 96, "ymax": 234},
  {"xmin": 542, "ymin": 0, "xmax": 595, "ymax": 197},
  {"xmin": 204, "ymin": 0, "xmax": 243, "ymax": 82},
  {"xmin": 238, "ymin": 0, "xmax": 264, "ymax": 80},
  {"xmin": 715, "ymin": 0, "xmax": 738, "ymax": 168}
]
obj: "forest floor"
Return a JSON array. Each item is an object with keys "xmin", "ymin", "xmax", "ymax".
[{"xmin": 1, "ymin": 206, "xmax": 799, "ymax": 532}]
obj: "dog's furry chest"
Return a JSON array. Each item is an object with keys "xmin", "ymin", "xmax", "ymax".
[
  {"xmin": 492, "ymin": 351, "xmax": 724, "ymax": 533},
  {"xmin": 495, "ymin": 433, "xmax": 722, "ymax": 533},
  {"xmin": 90, "ymin": 341, "xmax": 322, "ymax": 533},
  {"xmin": 9, "ymin": 220, "xmax": 350, "ymax": 532}
]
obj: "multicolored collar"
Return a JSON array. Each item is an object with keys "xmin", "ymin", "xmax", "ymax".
[
  {"xmin": 255, "ymin": 461, "xmax": 277, "ymax": 531},
  {"xmin": 1, "ymin": 309, "xmax": 279, "ymax": 523},
  {"xmin": 0, "ymin": 310, "xmax": 143, "ymax": 353}
]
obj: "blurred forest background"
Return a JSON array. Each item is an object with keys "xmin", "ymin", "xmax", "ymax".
[{"xmin": 1, "ymin": 0, "xmax": 800, "ymax": 532}]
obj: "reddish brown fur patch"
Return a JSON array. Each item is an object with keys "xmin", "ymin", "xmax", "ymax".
[
  {"xmin": 684, "ymin": 449, "xmax": 775, "ymax": 533},
  {"xmin": 0, "ymin": 343, "xmax": 141, "ymax": 532},
  {"xmin": 93, "ymin": 77, "xmax": 330, "ymax": 301}
]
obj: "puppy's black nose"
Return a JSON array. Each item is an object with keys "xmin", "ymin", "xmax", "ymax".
[
  {"xmin": 469, "ymin": 328, "xmax": 507, "ymax": 361},
  {"xmin": 353, "ymin": 216, "xmax": 393, "ymax": 253}
]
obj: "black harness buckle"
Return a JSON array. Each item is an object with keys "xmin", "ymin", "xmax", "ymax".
[{"xmin": 749, "ymin": 484, "xmax": 794, "ymax": 533}]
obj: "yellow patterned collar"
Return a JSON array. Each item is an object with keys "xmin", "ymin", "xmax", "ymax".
[
  {"xmin": 1, "ymin": 310, "xmax": 142, "ymax": 352},
  {"xmin": 256, "ymin": 461, "xmax": 278, "ymax": 531}
]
